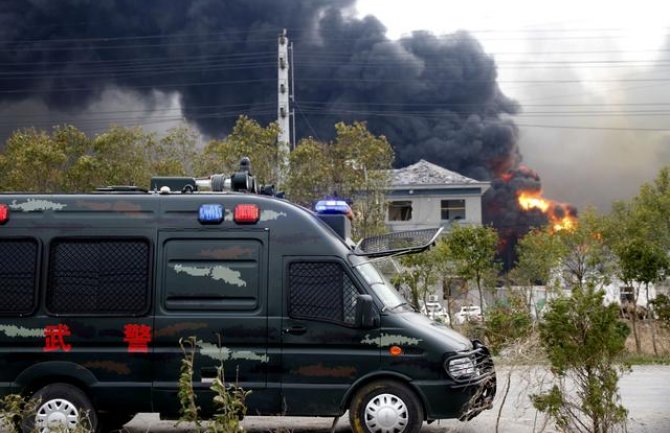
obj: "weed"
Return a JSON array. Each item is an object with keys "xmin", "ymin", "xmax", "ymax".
[
  {"xmin": 175, "ymin": 335, "xmax": 250, "ymax": 433},
  {"xmin": 0, "ymin": 393, "xmax": 38, "ymax": 433},
  {"xmin": 208, "ymin": 365, "xmax": 250, "ymax": 433},
  {"xmin": 177, "ymin": 336, "xmax": 201, "ymax": 427}
]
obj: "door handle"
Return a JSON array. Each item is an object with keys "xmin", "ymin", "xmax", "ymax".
[{"xmin": 283, "ymin": 325, "xmax": 307, "ymax": 335}]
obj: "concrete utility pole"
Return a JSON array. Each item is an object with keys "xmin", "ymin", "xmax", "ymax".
[{"xmin": 277, "ymin": 29, "xmax": 290, "ymax": 183}]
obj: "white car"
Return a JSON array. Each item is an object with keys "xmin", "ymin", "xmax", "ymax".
[
  {"xmin": 454, "ymin": 305, "xmax": 483, "ymax": 324},
  {"xmin": 419, "ymin": 301, "xmax": 451, "ymax": 325}
]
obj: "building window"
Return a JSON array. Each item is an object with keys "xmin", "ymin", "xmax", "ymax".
[
  {"xmin": 620, "ymin": 286, "xmax": 634, "ymax": 303},
  {"xmin": 441, "ymin": 199, "xmax": 465, "ymax": 221},
  {"xmin": 388, "ymin": 201, "xmax": 412, "ymax": 221}
]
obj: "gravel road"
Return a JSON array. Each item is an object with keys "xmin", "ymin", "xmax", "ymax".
[{"xmin": 125, "ymin": 365, "xmax": 670, "ymax": 433}]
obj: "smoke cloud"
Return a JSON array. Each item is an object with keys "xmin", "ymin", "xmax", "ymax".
[{"xmin": 0, "ymin": 0, "xmax": 567, "ymax": 260}]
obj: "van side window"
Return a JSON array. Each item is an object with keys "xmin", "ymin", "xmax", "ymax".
[
  {"xmin": 47, "ymin": 239, "xmax": 150, "ymax": 316},
  {"xmin": 163, "ymin": 239, "xmax": 261, "ymax": 311},
  {"xmin": 0, "ymin": 239, "xmax": 38, "ymax": 315},
  {"xmin": 289, "ymin": 262, "xmax": 359, "ymax": 325}
]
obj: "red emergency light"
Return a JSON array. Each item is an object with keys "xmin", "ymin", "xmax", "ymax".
[
  {"xmin": 234, "ymin": 204, "xmax": 259, "ymax": 224},
  {"xmin": 0, "ymin": 204, "xmax": 8, "ymax": 225}
]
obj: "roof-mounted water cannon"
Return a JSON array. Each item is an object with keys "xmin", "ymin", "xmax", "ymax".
[
  {"xmin": 229, "ymin": 156, "xmax": 255, "ymax": 193},
  {"xmin": 150, "ymin": 157, "xmax": 278, "ymax": 196}
]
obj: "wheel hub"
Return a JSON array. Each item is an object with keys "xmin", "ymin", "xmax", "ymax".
[
  {"xmin": 364, "ymin": 393, "xmax": 408, "ymax": 433},
  {"xmin": 36, "ymin": 398, "xmax": 80, "ymax": 433}
]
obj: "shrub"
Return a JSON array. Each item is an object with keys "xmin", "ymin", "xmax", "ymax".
[
  {"xmin": 532, "ymin": 287, "xmax": 630, "ymax": 433},
  {"xmin": 484, "ymin": 304, "xmax": 532, "ymax": 355}
]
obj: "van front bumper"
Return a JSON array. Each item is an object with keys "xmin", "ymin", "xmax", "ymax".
[
  {"xmin": 413, "ymin": 343, "xmax": 496, "ymax": 421},
  {"xmin": 413, "ymin": 370, "xmax": 496, "ymax": 420}
]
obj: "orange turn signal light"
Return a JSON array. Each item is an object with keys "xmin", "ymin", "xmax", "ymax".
[{"xmin": 389, "ymin": 346, "xmax": 403, "ymax": 357}]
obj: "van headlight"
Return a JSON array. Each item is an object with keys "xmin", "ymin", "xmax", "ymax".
[{"xmin": 446, "ymin": 356, "xmax": 475, "ymax": 379}]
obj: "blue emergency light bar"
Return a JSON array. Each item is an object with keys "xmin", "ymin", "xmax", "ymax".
[
  {"xmin": 198, "ymin": 204, "xmax": 224, "ymax": 224},
  {"xmin": 315, "ymin": 199, "xmax": 351, "ymax": 215}
]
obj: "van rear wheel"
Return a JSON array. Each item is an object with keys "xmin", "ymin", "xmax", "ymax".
[
  {"xmin": 349, "ymin": 380, "xmax": 424, "ymax": 433},
  {"xmin": 24, "ymin": 383, "xmax": 98, "ymax": 433}
]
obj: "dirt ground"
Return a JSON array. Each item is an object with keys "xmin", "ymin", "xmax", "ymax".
[{"xmin": 624, "ymin": 321, "xmax": 670, "ymax": 355}]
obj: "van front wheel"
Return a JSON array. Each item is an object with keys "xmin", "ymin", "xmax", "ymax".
[
  {"xmin": 349, "ymin": 381, "xmax": 424, "ymax": 433},
  {"xmin": 24, "ymin": 383, "xmax": 98, "ymax": 433}
]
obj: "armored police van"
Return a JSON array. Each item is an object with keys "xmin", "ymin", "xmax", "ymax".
[{"xmin": 0, "ymin": 160, "xmax": 495, "ymax": 433}]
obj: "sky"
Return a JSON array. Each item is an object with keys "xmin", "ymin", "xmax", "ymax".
[
  {"xmin": 1, "ymin": 0, "xmax": 669, "ymax": 214},
  {"xmin": 356, "ymin": 0, "xmax": 670, "ymax": 211}
]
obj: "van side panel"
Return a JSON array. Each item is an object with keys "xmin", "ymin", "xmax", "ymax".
[
  {"xmin": 0, "ymin": 225, "xmax": 156, "ymax": 415},
  {"xmin": 151, "ymin": 230, "xmax": 275, "ymax": 417},
  {"xmin": 279, "ymin": 257, "xmax": 381, "ymax": 416}
]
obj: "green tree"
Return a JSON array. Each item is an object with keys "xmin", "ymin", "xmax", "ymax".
[
  {"xmin": 196, "ymin": 116, "xmax": 283, "ymax": 187},
  {"xmin": 149, "ymin": 125, "xmax": 199, "ymax": 177},
  {"xmin": 0, "ymin": 127, "xmax": 68, "ymax": 192},
  {"xmin": 483, "ymin": 294, "xmax": 532, "ymax": 355},
  {"xmin": 445, "ymin": 224, "xmax": 500, "ymax": 313},
  {"xmin": 555, "ymin": 209, "xmax": 614, "ymax": 291},
  {"xmin": 605, "ymin": 182, "xmax": 669, "ymax": 354},
  {"xmin": 650, "ymin": 294, "xmax": 670, "ymax": 328},
  {"xmin": 0, "ymin": 124, "xmax": 204, "ymax": 193},
  {"xmin": 532, "ymin": 287, "xmax": 630, "ymax": 433},
  {"xmin": 633, "ymin": 167, "xmax": 670, "ymax": 250},
  {"xmin": 284, "ymin": 137, "xmax": 332, "ymax": 207},
  {"xmin": 329, "ymin": 122, "xmax": 393, "ymax": 239},
  {"xmin": 433, "ymin": 239, "xmax": 461, "ymax": 322},
  {"xmin": 392, "ymin": 249, "xmax": 440, "ymax": 311},
  {"xmin": 511, "ymin": 228, "xmax": 566, "ymax": 318},
  {"xmin": 285, "ymin": 122, "xmax": 394, "ymax": 240},
  {"xmin": 89, "ymin": 125, "xmax": 155, "ymax": 188}
]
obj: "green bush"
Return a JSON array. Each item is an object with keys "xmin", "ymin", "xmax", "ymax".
[
  {"xmin": 532, "ymin": 287, "xmax": 630, "ymax": 433},
  {"xmin": 650, "ymin": 294, "xmax": 670, "ymax": 327},
  {"xmin": 484, "ymin": 304, "xmax": 532, "ymax": 355}
]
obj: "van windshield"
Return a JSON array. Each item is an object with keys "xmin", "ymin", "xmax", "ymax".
[{"xmin": 354, "ymin": 261, "xmax": 408, "ymax": 311}]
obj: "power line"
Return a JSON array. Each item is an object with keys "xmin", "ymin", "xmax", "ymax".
[
  {"xmin": 0, "ymin": 78, "xmax": 275, "ymax": 94},
  {"xmin": 293, "ymin": 107, "xmax": 670, "ymax": 132}
]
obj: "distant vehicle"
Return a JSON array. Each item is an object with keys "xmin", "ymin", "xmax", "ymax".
[
  {"xmin": 419, "ymin": 300, "xmax": 451, "ymax": 325},
  {"xmin": 455, "ymin": 305, "xmax": 483, "ymax": 324}
]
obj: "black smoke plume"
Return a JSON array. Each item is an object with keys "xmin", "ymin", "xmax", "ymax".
[{"xmin": 0, "ymin": 0, "xmax": 563, "ymax": 264}]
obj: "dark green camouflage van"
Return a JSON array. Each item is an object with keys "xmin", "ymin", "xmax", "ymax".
[{"xmin": 0, "ymin": 167, "xmax": 495, "ymax": 433}]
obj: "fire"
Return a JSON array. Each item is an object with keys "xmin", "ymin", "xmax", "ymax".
[
  {"xmin": 517, "ymin": 190, "xmax": 577, "ymax": 232},
  {"xmin": 518, "ymin": 191, "xmax": 550, "ymax": 213}
]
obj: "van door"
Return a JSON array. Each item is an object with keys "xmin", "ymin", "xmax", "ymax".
[
  {"xmin": 152, "ymin": 230, "xmax": 270, "ymax": 416},
  {"xmin": 280, "ymin": 258, "xmax": 380, "ymax": 416}
]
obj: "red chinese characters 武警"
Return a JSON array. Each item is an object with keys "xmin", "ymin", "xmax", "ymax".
[
  {"xmin": 123, "ymin": 324, "xmax": 152, "ymax": 353},
  {"xmin": 43, "ymin": 324, "xmax": 72, "ymax": 352}
]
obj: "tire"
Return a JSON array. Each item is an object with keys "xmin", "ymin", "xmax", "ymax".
[
  {"xmin": 349, "ymin": 380, "xmax": 424, "ymax": 433},
  {"xmin": 23, "ymin": 383, "xmax": 98, "ymax": 433}
]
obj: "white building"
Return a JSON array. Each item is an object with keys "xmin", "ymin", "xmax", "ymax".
[
  {"xmin": 384, "ymin": 160, "xmax": 490, "ymax": 311},
  {"xmin": 385, "ymin": 159, "xmax": 490, "ymax": 232}
]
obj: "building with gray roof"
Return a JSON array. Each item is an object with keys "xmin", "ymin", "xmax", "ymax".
[{"xmin": 386, "ymin": 159, "xmax": 490, "ymax": 232}]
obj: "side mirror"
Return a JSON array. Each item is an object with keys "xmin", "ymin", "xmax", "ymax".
[{"xmin": 356, "ymin": 294, "xmax": 378, "ymax": 329}]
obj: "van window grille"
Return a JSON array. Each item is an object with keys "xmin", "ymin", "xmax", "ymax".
[
  {"xmin": 0, "ymin": 239, "xmax": 38, "ymax": 315},
  {"xmin": 289, "ymin": 262, "xmax": 358, "ymax": 325},
  {"xmin": 47, "ymin": 239, "xmax": 150, "ymax": 315}
]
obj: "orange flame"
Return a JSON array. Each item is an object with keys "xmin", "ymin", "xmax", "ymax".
[
  {"xmin": 517, "ymin": 190, "xmax": 577, "ymax": 232},
  {"xmin": 518, "ymin": 191, "xmax": 550, "ymax": 213}
]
